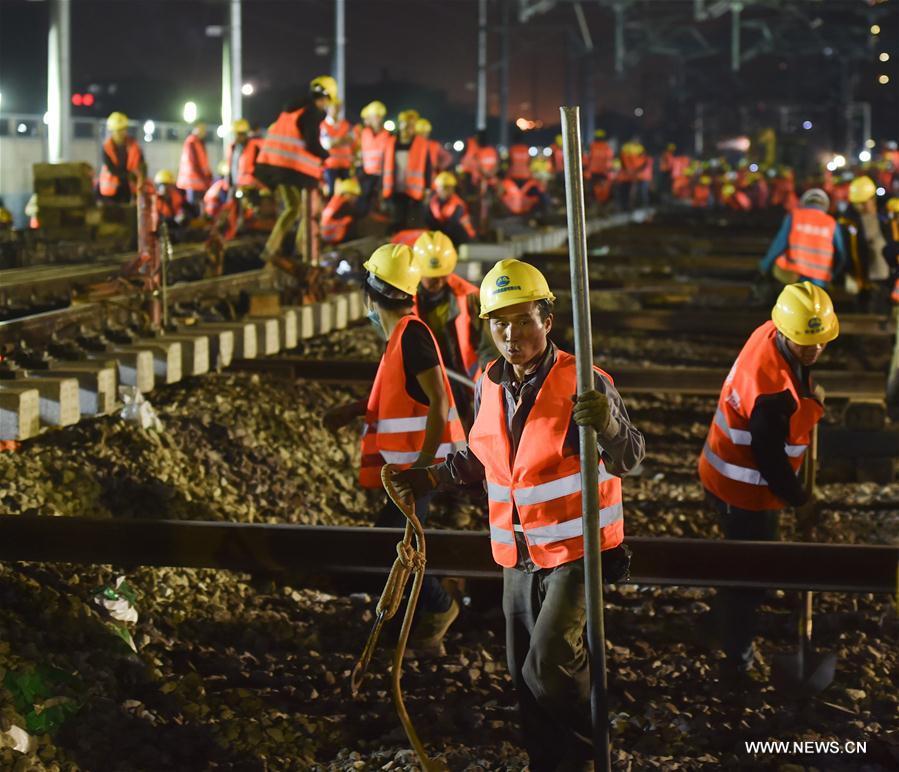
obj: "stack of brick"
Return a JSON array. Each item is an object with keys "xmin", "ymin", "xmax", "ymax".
[{"xmin": 32, "ymin": 162, "xmax": 100, "ymax": 242}]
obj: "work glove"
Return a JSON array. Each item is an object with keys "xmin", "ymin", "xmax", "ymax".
[
  {"xmin": 322, "ymin": 402, "xmax": 360, "ymax": 433},
  {"xmin": 572, "ymin": 390, "xmax": 613, "ymax": 435},
  {"xmin": 388, "ymin": 466, "xmax": 438, "ymax": 503}
]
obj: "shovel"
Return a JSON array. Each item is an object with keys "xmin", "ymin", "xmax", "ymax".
[{"xmin": 772, "ymin": 425, "xmax": 837, "ymax": 697}]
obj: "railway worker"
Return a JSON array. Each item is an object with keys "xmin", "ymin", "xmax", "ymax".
[
  {"xmin": 381, "ymin": 109, "xmax": 433, "ymax": 232},
  {"xmin": 225, "ymin": 119, "xmax": 263, "ymax": 192},
  {"xmin": 758, "ymin": 188, "xmax": 847, "ymax": 288},
  {"xmin": 153, "ymin": 169, "xmax": 186, "ymax": 227},
  {"xmin": 98, "ymin": 112, "xmax": 146, "ymax": 203},
  {"xmin": 411, "ymin": 231, "xmax": 493, "ymax": 430},
  {"xmin": 387, "ymin": 259, "xmax": 645, "ymax": 770},
  {"xmin": 320, "ymin": 177, "xmax": 363, "ymax": 245},
  {"xmin": 838, "ymin": 176, "xmax": 892, "ymax": 308},
  {"xmin": 177, "ymin": 121, "xmax": 213, "ymax": 212},
  {"xmin": 415, "ymin": 118, "xmax": 453, "ymax": 173},
  {"xmin": 881, "ymin": 198, "xmax": 899, "ymax": 411},
  {"xmin": 698, "ymin": 282, "xmax": 839, "ymax": 679},
  {"xmin": 320, "ymin": 98, "xmax": 354, "ymax": 196},
  {"xmin": 425, "ymin": 172, "xmax": 476, "ymax": 245},
  {"xmin": 323, "ymin": 244, "xmax": 466, "ymax": 654},
  {"xmin": 255, "ymin": 75, "xmax": 334, "ymax": 266},
  {"xmin": 356, "ymin": 100, "xmax": 390, "ymax": 215},
  {"xmin": 506, "ymin": 132, "xmax": 533, "ymax": 184}
]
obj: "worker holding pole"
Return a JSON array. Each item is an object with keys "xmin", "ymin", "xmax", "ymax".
[{"xmin": 390, "ymin": 110, "xmax": 643, "ymax": 769}]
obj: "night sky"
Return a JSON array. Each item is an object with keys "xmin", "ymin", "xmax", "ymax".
[{"xmin": 0, "ymin": 0, "xmax": 896, "ymax": 149}]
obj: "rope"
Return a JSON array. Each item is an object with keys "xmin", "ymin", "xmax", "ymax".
[{"xmin": 349, "ymin": 464, "xmax": 446, "ymax": 772}]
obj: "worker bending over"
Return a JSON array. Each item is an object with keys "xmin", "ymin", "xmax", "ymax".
[
  {"xmin": 411, "ymin": 231, "xmax": 493, "ymax": 429},
  {"xmin": 98, "ymin": 112, "xmax": 146, "ymax": 203},
  {"xmin": 699, "ymin": 282, "xmax": 839, "ymax": 679},
  {"xmin": 425, "ymin": 172, "xmax": 475, "ymax": 245},
  {"xmin": 323, "ymin": 245, "xmax": 466, "ymax": 654},
  {"xmin": 321, "ymin": 177, "xmax": 363, "ymax": 245},
  {"xmin": 759, "ymin": 188, "xmax": 846, "ymax": 288},
  {"xmin": 153, "ymin": 170, "xmax": 185, "ymax": 229},
  {"xmin": 390, "ymin": 259, "xmax": 645, "ymax": 771}
]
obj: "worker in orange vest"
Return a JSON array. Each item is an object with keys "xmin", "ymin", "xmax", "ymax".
[
  {"xmin": 411, "ymin": 231, "xmax": 494, "ymax": 429},
  {"xmin": 323, "ymin": 244, "xmax": 466, "ymax": 654},
  {"xmin": 356, "ymin": 100, "xmax": 390, "ymax": 215},
  {"xmin": 506, "ymin": 132, "xmax": 533, "ymax": 183},
  {"xmin": 588, "ymin": 129, "xmax": 614, "ymax": 203},
  {"xmin": 382, "ymin": 109, "xmax": 433, "ymax": 231},
  {"xmin": 769, "ymin": 167, "xmax": 798, "ymax": 211},
  {"xmin": 617, "ymin": 138, "xmax": 650, "ymax": 210},
  {"xmin": 98, "ymin": 112, "xmax": 146, "ymax": 203},
  {"xmin": 387, "ymin": 258, "xmax": 644, "ymax": 768},
  {"xmin": 699, "ymin": 283, "xmax": 838, "ymax": 678},
  {"xmin": 321, "ymin": 176, "xmax": 362, "ymax": 244},
  {"xmin": 320, "ymin": 99, "xmax": 354, "ymax": 196},
  {"xmin": 177, "ymin": 122, "xmax": 213, "ymax": 211},
  {"xmin": 425, "ymin": 172, "xmax": 476, "ymax": 245},
  {"xmin": 759, "ymin": 188, "xmax": 846, "ymax": 288},
  {"xmin": 415, "ymin": 118, "xmax": 452, "ymax": 172},
  {"xmin": 154, "ymin": 169, "xmax": 186, "ymax": 229},
  {"xmin": 255, "ymin": 75, "xmax": 334, "ymax": 265}
]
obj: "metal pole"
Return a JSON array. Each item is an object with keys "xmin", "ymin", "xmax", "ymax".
[
  {"xmin": 47, "ymin": 0, "xmax": 71, "ymax": 163},
  {"xmin": 222, "ymin": 34, "xmax": 232, "ymax": 153},
  {"xmin": 230, "ymin": 0, "xmax": 243, "ymax": 123},
  {"xmin": 613, "ymin": 3, "xmax": 625, "ymax": 76},
  {"xmin": 335, "ymin": 0, "xmax": 346, "ymax": 106},
  {"xmin": 694, "ymin": 102, "xmax": 704, "ymax": 156},
  {"xmin": 477, "ymin": 0, "xmax": 488, "ymax": 132},
  {"xmin": 731, "ymin": 3, "xmax": 741, "ymax": 72},
  {"xmin": 499, "ymin": 0, "xmax": 510, "ymax": 148},
  {"xmin": 559, "ymin": 105, "xmax": 611, "ymax": 772}
]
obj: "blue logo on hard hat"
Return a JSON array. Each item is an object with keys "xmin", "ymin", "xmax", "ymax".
[
  {"xmin": 429, "ymin": 257, "xmax": 440, "ymax": 268},
  {"xmin": 496, "ymin": 275, "xmax": 511, "ymax": 287},
  {"xmin": 807, "ymin": 316, "xmax": 822, "ymax": 331}
]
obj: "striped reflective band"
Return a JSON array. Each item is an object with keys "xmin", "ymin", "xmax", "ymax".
[
  {"xmin": 486, "ymin": 465, "xmax": 615, "ymax": 506},
  {"xmin": 261, "ymin": 147, "xmax": 322, "ymax": 167},
  {"xmin": 702, "ymin": 442, "xmax": 767, "ymax": 486},
  {"xmin": 266, "ymin": 133, "xmax": 309, "ymax": 150},
  {"xmin": 370, "ymin": 407, "xmax": 459, "ymax": 434},
  {"xmin": 714, "ymin": 408, "xmax": 807, "ymax": 457},
  {"xmin": 379, "ymin": 440, "xmax": 466, "ymax": 464},
  {"xmin": 790, "ymin": 244, "xmax": 833, "ymax": 257},
  {"xmin": 490, "ymin": 504, "xmax": 624, "ymax": 546}
]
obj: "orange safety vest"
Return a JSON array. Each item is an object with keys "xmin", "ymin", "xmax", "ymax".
[
  {"xmin": 698, "ymin": 321, "xmax": 823, "ymax": 511},
  {"xmin": 382, "ymin": 135, "xmax": 429, "ymax": 201},
  {"xmin": 725, "ymin": 189, "xmax": 752, "ymax": 211},
  {"xmin": 428, "ymin": 193, "xmax": 476, "ymax": 239},
  {"xmin": 203, "ymin": 178, "xmax": 228, "ymax": 217},
  {"xmin": 359, "ymin": 125, "xmax": 390, "ymax": 175},
  {"xmin": 692, "ymin": 182, "xmax": 710, "ymax": 208},
  {"xmin": 321, "ymin": 193, "xmax": 354, "ymax": 243},
  {"xmin": 775, "ymin": 208, "xmax": 837, "ymax": 284},
  {"xmin": 476, "ymin": 146, "xmax": 499, "ymax": 178},
  {"xmin": 322, "ymin": 118, "xmax": 354, "ymax": 170},
  {"xmin": 98, "ymin": 137, "xmax": 143, "ymax": 197},
  {"xmin": 177, "ymin": 133, "xmax": 212, "ymax": 192},
  {"xmin": 468, "ymin": 350, "xmax": 624, "ymax": 569},
  {"xmin": 508, "ymin": 144, "xmax": 532, "ymax": 180},
  {"xmin": 360, "ymin": 315, "xmax": 466, "ymax": 488},
  {"xmin": 501, "ymin": 178, "xmax": 540, "ymax": 215},
  {"xmin": 226, "ymin": 138, "xmax": 262, "ymax": 187},
  {"xmin": 413, "ymin": 273, "xmax": 482, "ymax": 380},
  {"xmin": 460, "ymin": 137, "xmax": 480, "ymax": 177},
  {"xmin": 589, "ymin": 141, "xmax": 614, "ymax": 176},
  {"xmin": 257, "ymin": 108, "xmax": 324, "ymax": 181},
  {"xmin": 156, "ymin": 186, "xmax": 185, "ymax": 220}
]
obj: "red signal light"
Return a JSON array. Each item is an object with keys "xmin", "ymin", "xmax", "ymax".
[
  {"xmin": 71, "ymin": 94, "xmax": 83, "ymax": 106},
  {"xmin": 83, "ymin": 93, "xmax": 94, "ymax": 107}
]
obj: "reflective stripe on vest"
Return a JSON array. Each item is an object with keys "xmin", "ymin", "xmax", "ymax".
[
  {"xmin": 227, "ymin": 139, "xmax": 261, "ymax": 187},
  {"xmin": 177, "ymin": 134, "xmax": 212, "ymax": 191},
  {"xmin": 382, "ymin": 135, "xmax": 429, "ymax": 200},
  {"xmin": 713, "ymin": 408, "xmax": 808, "ymax": 457},
  {"xmin": 508, "ymin": 145, "xmax": 531, "ymax": 179},
  {"xmin": 360, "ymin": 126, "xmax": 389, "ymax": 175},
  {"xmin": 468, "ymin": 350, "xmax": 625, "ymax": 569},
  {"xmin": 321, "ymin": 194, "xmax": 353, "ymax": 242},
  {"xmin": 257, "ymin": 108, "xmax": 323, "ymax": 180},
  {"xmin": 359, "ymin": 315, "xmax": 466, "ymax": 488},
  {"xmin": 775, "ymin": 208, "xmax": 837, "ymax": 283},
  {"xmin": 323, "ymin": 119, "xmax": 354, "ymax": 170},
  {"xmin": 501, "ymin": 179, "xmax": 539, "ymax": 215},
  {"xmin": 429, "ymin": 194, "xmax": 476, "ymax": 238}
]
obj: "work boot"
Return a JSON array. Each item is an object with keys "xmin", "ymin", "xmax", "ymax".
[{"xmin": 404, "ymin": 597, "xmax": 460, "ymax": 658}]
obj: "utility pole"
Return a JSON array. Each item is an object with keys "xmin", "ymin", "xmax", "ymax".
[
  {"xmin": 47, "ymin": 0, "xmax": 71, "ymax": 163},
  {"xmin": 499, "ymin": 0, "xmax": 510, "ymax": 147},
  {"xmin": 335, "ymin": 0, "xmax": 346, "ymax": 105},
  {"xmin": 477, "ymin": 0, "xmax": 488, "ymax": 133}
]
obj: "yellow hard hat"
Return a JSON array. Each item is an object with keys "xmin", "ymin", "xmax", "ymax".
[
  {"xmin": 360, "ymin": 100, "xmax": 387, "ymax": 119},
  {"xmin": 886, "ymin": 197, "xmax": 899, "ymax": 214},
  {"xmin": 154, "ymin": 169, "xmax": 175, "ymax": 185},
  {"xmin": 435, "ymin": 171, "xmax": 457, "ymax": 189},
  {"xmin": 594, "ymin": 129, "xmax": 606, "ymax": 139},
  {"xmin": 232, "ymin": 118, "xmax": 250, "ymax": 134},
  {"xmin": 336, "ymin": 177, "xmax": 361, "ymax": 197},
  {"xmin": 0, "ymin": 208, "xmax": 12, "ymax": 225},
  {"xmin": 722, "ymin": 184, "xmax": 736, "ymax": 198},
  {"xmin": 398, "ymin": 109, "xmax": 420, "ymax": 126},
  {"xmin": 555, "ymin": 134, "xmax": 563, "ymax": 146},
  {"xmin": 414, "ymin": 118, "xmax": 432, "ymax": 136},
  {"xmin": 849, "ymin": 175, "xmax": 877, "ymax": 204},
  {"xmin": 106, "ymin": 112, "xmax": 129, "ymax": 132},
  {"xmin": 310, "ymin": 75, "xmax": 338, "ymax": 102},
  {"xmin": 771, "ymin": 282, "xmax": 839, "ymax": 346},
  {"xmin": 363, "ymin": 243, "xmax": 421, "ymax": 298},
  {"xmin": 530, "ymin": 157, "xmax": 551, "ymax": 174},
  {"xmin": 699, "ymin": 175, "xmax": 711, "ymax": 185},
  {"xmin": 479, "ymin": 259, "xmax": 556, "ymax": 319},
  {"xmin": 414, "ymin": 231, "xmax": 458, "ymax": 278}
]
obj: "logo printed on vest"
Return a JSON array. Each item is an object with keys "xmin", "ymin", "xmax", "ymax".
[{"xmin": 496, "ymin": 275, "xmax": 511, "ymax": 287}]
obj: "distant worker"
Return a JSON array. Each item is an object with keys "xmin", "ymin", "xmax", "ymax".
[
  {"xmin": 322, "ymin": 244, "xmax": 466, "ymax": 654},
  {"xmin": 381, "ymin": 109, "xmax": 432, "ymax": 231},
  {"xmin": 153, "ymin": 169, "xmax": 185, "ymax": 227},
  {"xmin": 415, "ymin": 118, "xmax": 452, "ymax": 172},
  {"xmin": 176, "ymin": 122, "xmax": 213, "ymax": 209},
  {"xmin": 226, "ymin": 119, "xmax": 262, "ymax": 191},
  {"xmin": 759, "ymin": 188, "xmax": 846, "ymax": 288},
  {"xmin": 588, "ymin": 129, "xmax": 615, "ymax": 203},
  {"xmin": 203, "ymin": 161, "xmax": 231, "ymax": 219},
  {"xmin": 769, "ymin": 167, "xmax": 797, "ymax": 211},
  {"xmin": 883, "ymin": 198, "xmax": 899, "ymax": 410},
  {"xmin": 321, "ymin": 177, "xmax": 363, "ymax": 244},
  {"xmin": 699, "ymin": 283, "xmax": 837, "ymax": 679},
  {"xmin": 356, "ymin": 100, "xmax": 390, "ymax": 214},
  {"xmin": 255, "ymin": 75, "xmax": 334, "ymax": 265},
  {"xmin": 617, "ymin": 138, "xmax": 651, "ymax": 210},
  {"xmin": 320, "ymin": 99, "xmax": 354, "ymax": 195},
  {"xmin": 98, "ymin": 112, "xmax": 146, "ymax": 203},
  {"xmin": 387, "ymin": 258, "xmax": 644, "ymax": 770},
  {"xmin": 506, "ymin": 133, "xmax": 532, "ymax": 183},
  {"xmin": 425, "ymin": 172, "xmax": 475, "ymax": 245},
  {"xmin": 839, "ymin": 175, "xmax": 891, "ymax": 305},
  {"xmin": 412, "ymin": 231, "xmax": 493, "ymax": 428}
]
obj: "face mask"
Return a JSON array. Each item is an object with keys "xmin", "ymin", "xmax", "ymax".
[{"xmin": 367, "ymin": 308, "xmax": 385, "ymax": 339}]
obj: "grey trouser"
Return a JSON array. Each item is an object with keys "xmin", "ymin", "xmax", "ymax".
[{"xmin": 503, "ymin": 560, "xmax": 592, "ymax": 771}]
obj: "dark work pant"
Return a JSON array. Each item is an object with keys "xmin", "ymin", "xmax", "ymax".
[
  {"xmin": 375, "ymin": 494, "xmax": 452, "ymax": 613},
  {"xmin": 708, "ymin": 493, "xmax": 780, "ymax": 667},
  {"xmin": 389, "ymin": 193, "xmax": 425, "ymax": 232},
  {"xmin": 323, "ymin": 167, "xmax": 349, "ymax": 196},
  {"xmin": 358, "ymin": 173, "xmax": 381, "ymax": 216},
  {"xmin": 503, "ymin": 560, "xmax": 593, "ymax": 771}
]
